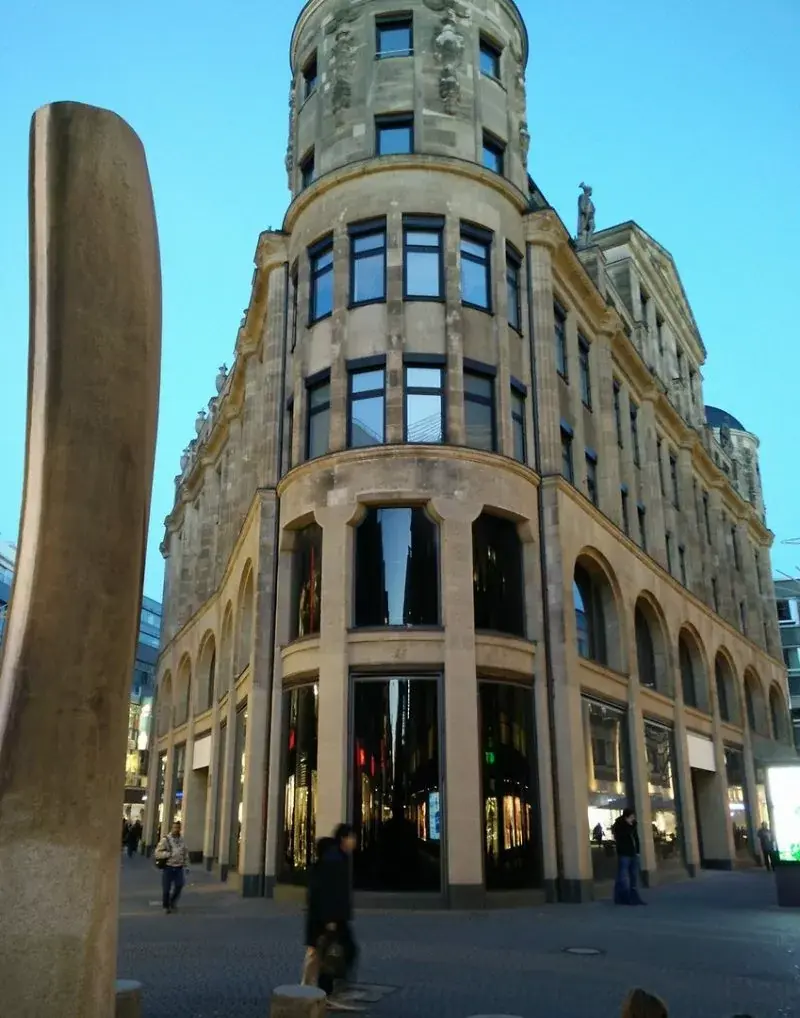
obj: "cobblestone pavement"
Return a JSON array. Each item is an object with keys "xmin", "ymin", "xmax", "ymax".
[{"xmin": 118, "ymin": 856, "xmax": 800, "ymax": 1018}]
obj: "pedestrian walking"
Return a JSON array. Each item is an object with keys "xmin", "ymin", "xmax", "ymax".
[
  {"xmin": 154, "ymin": 820, "xmax": 189, "ymax": 914},
  {"xmin": 305, "ymin": 824, "xmax": 361, "ymax": 1011},
  {"xmin": 121, "ymin": 816, "xmax": 130, "ymax": 849},
  {"xmin": 757, "ymin": 821, "xmax": 777, "ymax": 871},
  {"xmin": 612, "ymin": 808, "xmax": 645, "ymax": 906},
  {"xmin": 126, "ymin": 818, "xmax": 143, "ymax": 858}
]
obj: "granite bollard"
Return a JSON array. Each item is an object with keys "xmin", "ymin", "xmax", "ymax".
[{"xmin": 0, "ymin": 102, "xmax": 161, "ymax": 1017}]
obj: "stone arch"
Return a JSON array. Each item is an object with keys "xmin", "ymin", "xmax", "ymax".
[
  {"xmin": 714, "ymin": 648, "xmax": 740, "ymax": 725},
  {"xmin": 175, "ymin": 653, "xmax": 192, "ymax": 726},
  {"xmin": 218, "ymin": 601, "xmax": 234, "ymax": 701},
  {"xmin": 572, "ymin": 548, "xmax": 625, "ymax": 673},
  {"xmin": 634, "ymin": 592, "xmax": 672, "ymax": 696},
  {"xmin": 157, "ymin": 671, "xmax": 173, "ymax": 736},
  {"xmin": 769, "ymin": 683, "xmax": 788, "ymax": 742},
  {"xmin": 744, "ymin": 667, "xmax": 768, "ymax": 735},
  {"xmin": 677, "ymin": 625, "xmax": 709, "ymax": 712},
  {"xmin": 234, "ymin": 562, "xmax": 254, "ymax": 677},
  {"xmin": 197, "ymin": 630, "xmax": 217, "ymax": 714}
]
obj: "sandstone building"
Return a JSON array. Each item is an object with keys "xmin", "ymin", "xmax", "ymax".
[{"xmin": 146, "ymin": 0, "xmax": 793, "ymax": 903}]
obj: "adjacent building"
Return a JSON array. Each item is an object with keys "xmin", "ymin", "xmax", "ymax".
[
  {"xmin": 0, "ymin": 540, "xmax": 14, "ymax": 646},
  {"xmin": 775, "ymin": 579, "xmax": 800, "ymax": 749},
  {"xmin": 148, "ymin": 0, "xmax": 793, "ymax": 903}
]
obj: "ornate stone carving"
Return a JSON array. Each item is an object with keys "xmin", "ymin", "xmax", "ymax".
[
  {"xmin": 325, "ymin": 8, "xmax": 358, "ymax": 115},
  {"xmin": 719, "ymin": 424, "xmax": 731, "ymax": 451},
  {"xmin": 180, "ymin": 447, "xmax": 190, "ymax": 472},
  {"xmin": 285, "ymin": 78, "xmax": 295, "ymax": 187},
  {"xmin": 195, "ymin": 408, "xmax": 207, "ymax": 436},
  {"xmin": 432, "ymin": 4, "xmax": 466, "ymax": 115},
  {"xmin": 519, "ymin": 120, "xmax": 530, "ymax": 163},
  {"xmin": 576, "ymin": 182, "xmax": 596, "ymax": 248},
  {"xmin": 215, "ymin": 363, "xmax": 228, "ymax": 394}
]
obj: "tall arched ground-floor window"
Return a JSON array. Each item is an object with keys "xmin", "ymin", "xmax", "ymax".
[
  {"xmin": 351, "ymin": 675, "xmax": 442, "ymax": 892},
  {"xmin": 644, "ymin": 721, "xmax": 683, "ymax": 871},
  {"xmin": 724, "ymin": 746, "xmax": 751, "ymax": 861},
  {"xmin": 280, "ymin": 683, "xmax": 319, "ymax": 884},
  {"xmin": 582, "ymin": 697, "xmax": 633, "ymax": 881},
  {"xmin": 171, "ymin": 743, "xmax": 186, "ymax": 826},
  {"xmin": 213, "ymin": 722, "xmax": 227, "ymax": 861},
  {"xmin": 156, "ymin": 751, "xmax": 167, "ymax": 842},
  {"xmin": 480, "ymin": 681, "xmax": 541, "ymax": 890},
  {"xmin": 229, "ymin": 702, "xmax": 247, "ymax": 871}
]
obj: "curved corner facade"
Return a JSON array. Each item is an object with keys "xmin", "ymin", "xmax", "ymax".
[{"xmin": 147, "ymin": 0, "xmax": 792, "ymax": 905}]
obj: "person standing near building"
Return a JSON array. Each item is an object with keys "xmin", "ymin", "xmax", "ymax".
[
  {"xmin": 758, "ymin": 821, "xmax": 777, "ymax": 871},
  {"xmin": 155, "ymin": 820, "xmax": 189, "ymax": 914},
  {"xmin": 126, "ymin": 817, "xmax": 143, "ymax": 858},
  {"xmin": 612, "ymin": 808, "xmax": 645, "ymax": 905}
]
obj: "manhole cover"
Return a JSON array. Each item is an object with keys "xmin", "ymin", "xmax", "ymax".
[{"xmin": 564, "ymin": 947, "xmax": 603, "ymax": 956}]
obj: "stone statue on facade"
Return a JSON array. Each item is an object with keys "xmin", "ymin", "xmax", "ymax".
[
  {"xmin": 433, "ymin": 5, "xmax": 465, "ymax": 114},
  {"xmin": 285, "ymin": 78, "xmax": 295, "ymax": 187},
  {"xmin": 577, "ymin": 182, "xmax": 596, "ymax": 248},
  {"xmin": 719, "ymin": 424, "xmax": 731, "ymax": 451},
  {"xmin": 325, "ymin": 8, "xmax": 358, "ymax": 115}
]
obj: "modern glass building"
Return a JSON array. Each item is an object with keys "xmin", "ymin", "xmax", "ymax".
[
  {"xmin": 148, "ymin": 0, "xmax": 794, "ymax": 902},
  {"xmin": 124, "ymin": 595, "xmax": 163, "ymax": 821}
]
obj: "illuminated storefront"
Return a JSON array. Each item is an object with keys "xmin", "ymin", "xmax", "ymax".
[
  {"xmin": 725, "ymin": 746, "xmax": 751, "ymax": 860},
  {"xmin": 281, "ymin": 684, "xmax": 318, "ymax": 882},
  {"xmin": 644, "ymin": 721, "xmax": 683, "ymax": 870},
  {"xmin": 583, "ymin": 698, "xmax": 632, "ymax": 880}
]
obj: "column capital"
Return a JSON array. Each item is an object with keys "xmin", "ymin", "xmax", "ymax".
[
  {"xmin": 314, "ymin": 501, "xmax": 361, "ymax": 530},
  {"xmin": 523, "ymin": 209, "xmax": 569, "ymax": 252},
  {"xmin": 429, "ymin": 496, "xmax": 483, "ymax": 525}
]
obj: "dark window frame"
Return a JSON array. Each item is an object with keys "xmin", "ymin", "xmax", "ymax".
[
  {"xmin": 613, "ymin": 379, "xmax": 623, "ymax": 446},
  {"xmin": 630, "ymin": 401, "xmax": 640, "ymax": 466},
  {"xmin": 348, "ymin": 218, "xmax": 387, "ymax": 308},
  {"xmin": 561, "ymin": 424, "xmax": 574, "ymax": 484},
  {"xmin": 289, "ymin": 261, "xmax": 299, "ymax": 353},
  {"xmin": 511, "ymin": 380, "xmax": 527, "ymax": 463},
  {"xmin": 666, "ymin": 531, "xmax": 673, "ymax": 575},
  {"xmin": 482, "ymin": 130, "xmax": 506, "ymax": 174},
  {"xmin": 347, "ymin": 356, "xmax": 387, "ymax": 449},
  {"xmin": 463, "ymin": 361, "xmax": 497, "ymax": 453},
  {"xmin": 578, "ymin": 334, "xmax": 592, "ymax": 408},
  {"xmin": 402, "ymin": 215, "xmax": 445, "ymax": 301},
  {"xmin": 679, "ymin": 545, "xmax": 687, "ymax": 587},
  {"xmin": 703, "ymin": 490, "xmax": 711, "ymax": 542},
  {"xmin": 473, "ymin": 512, "xmax": 526, "ymax": 638},
  {"xmin": 300, "ymin": 147, "xmax": 315, "ymax": 190},
  {"xmin": 637, "ymin": 503, "xmax": 647, "ymax": 552},
  {"xmin": 404, "ymin": 357, "xmax": 446, "ymax": 444},
  {"xmin": 555, "ymin": 301, "xmax": 568, "ymax": 379},
  {"xmin": 302, "ymin": 51, "xmax": 318, "ymax": 100},
  {"xmin": 586, "ymin": 450, "xmax": 598, "ymax": 506},
  {"xmin": 305, "ymin": 370, "xmax": 331, "ymax": 460},
  {"xmin": 375, "ymin": 14, "xmax": 414, "ymax": 59},
  {"xmin": 656, "ymin": 436, "xmax": 665, "ymax": 495},
  {"xmin": 506, "ymin": 245, "xmax": 522, "ymax": 332},
  {"xmin": 308, "ymin": 235, "xmax": 334, "ymax": 324},
  {"xmin": 375, "ymin": 112, "xmax": 414, "ymax": 155},
  {"xmin": 731, "ymin": 526, "xmax": 740, "ymax": 571},
  {"xmin": 460, "ymin": 222, "xmax": 493, "ymax": 312},
  {"xmin": 669, "ymin": 452, "xmax": 680, "ymax": 508},
  {"xmin": 621, "ymin": 485, "xmax": 630, "ymax": 536},
  {"xmin": 479, "ymin": 34, "xmax": 502, "ymax": 80}
]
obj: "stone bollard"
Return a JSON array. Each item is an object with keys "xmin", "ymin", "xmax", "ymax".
[
  {"xmin": 115, "ymin": 980, "xmax": 143, "ymax": 1018},
  {"xmin": 270, "ymin": 985, "xmax": 326, "ymax": 1018}
]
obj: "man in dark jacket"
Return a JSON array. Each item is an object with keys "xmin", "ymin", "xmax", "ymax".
[
  {"xmin": 612, "ymin": 808, "xmax": 644, "ymax": 905},
  {"xmin": 306, "ymin": 824, "xmax": 359, "ymax": 1009}
]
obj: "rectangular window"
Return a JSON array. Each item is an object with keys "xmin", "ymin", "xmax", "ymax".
[
  {"xmin": 613, "ymin": 380, "xmax": 622, "ymax": 446},
  {"xmin": 464, "ymin": 368, "xmax": 495, "ymax": 451},
  {"xmin": 666, "ymin": 531, "xmax": 673, "ymax": 575},
  {"xmin": 712, "ymin": 577, "xmax": 719, "ymax": 613},
  {"xmin": 561, "ymin": 426, "xmax": 574, "ymax": 484},
  {"xmin": 630, "ymin": 402, "xmax": 640, "ymax": 466},
  {"xmin": 754, "ymin": 549, "xmax": 762, "ymax": 592},
  {"xmin": 285, "ymin": 400, "xmax": 294, "ymax": 472},
  {"xmin": 348, "ymin": 363, "xmax": 385, "ymax": 448},
  {"xmin": 506, "ymin": 247, "xmax": 521, "ymax": 331},
  {"xmin": 403, "ymin": 216, "xmax": 444, "ymax": 299},
  {"xmin": 555, "ymin": 302, "xmax": 568, "ymax": 378},
  {"xmin": 621, "ymin": 487, "xmax": 630, "ymax": 536},
  {"xmin": 482, "ymin": 131, "xmax": 505, "ymax": 174},
  {"xmin": 656, "ymin": 314, "xmax": 664, "ymax": 355},
  {"xmin": 638, "ymin": 504, "xmax": 647, "ymax": 552},
  {"xmin": 702, "ymin": 490, "xmax": 711, "ymax": 542},
  {"xmin": 405, "ymin": 362, "xmax": 445, "ymax": 443},
  {"xmin": 349, "ymin": 220, "xmax": 386, "ymax": 306},
  {"xmin": 586, "ymin": 451, "xmax": 598, "ymax": 506},
  {"xmin": 640, "ymin": 288, "xmax": 649, "ymax": 324},
  {"xmin": 731, "ymin": 526, "xmax": 740, "ymax": 570},
  {"xmin": 479, "ymin": 35, "xmax": 501, "ymax": 79},
  {"xmin": 739, "ymin": 600, "xmax": 747, "ymax": 635},
  {"xmin": 302, "ymin": 52, "xmax": 318, "ymax": 99},
  {"xmin": 460, "ymin": 224, "xmax": 492, "ymax": 310},
  {"xmin": 689, "ymin": 368, "xmax": 697, "ymax": 405},
  {"xmin": 669, "ymin": 453, "xmax": 679, "ymax": 507},
  {"xmin": 376, "ymin": 15, "xmax": 413, "ymax": 58},
  {"xmin": 511, "ymin": 385, "xmax": 526, "ymax": 463},
  {"xmin": 376, "ymin": 113, "xmax": 414, "ymax": 155},
  {"xmin": 578, "ymin": 335, "xmax": 592, "ymax": 408},
  {"xmin": 309, "ymin": 236, "xmax": 333, "ymax": 322},
  {"xmin": 656, "ymin": 436, "xmax": 665, "ymax": 495},
  {"xmin": 676, "ymin": 347, "xmax": 684, "ymax": 379},
  {"xmin": 289, "ymin": 262, "xmax": 299, "ymax": 352},
  {"xmin": 679, "ymin": 545, "xmax": 687, "ymax": 586},
  {"xmin": 306, "ymin": 374, "xmax": 330, "ymax": 459},
  {"xmin": 300, "ymin": 148, "xmax": 315, "ymax": 190},
  {"xmin": 777, "ymin": 600, "xmax": 792, "ymax": 624}
]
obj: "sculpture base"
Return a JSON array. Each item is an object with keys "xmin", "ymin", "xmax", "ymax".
[
  {"xmin": 115, "ymin": 980, "xmax": 143, "ymax": 1018},
  {"xmin": 270, "ymin": 984, "xmax": 325, "ymax": 1018}
]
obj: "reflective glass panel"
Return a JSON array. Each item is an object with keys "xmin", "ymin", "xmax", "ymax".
[
  {"xmin": 355, "ymin": 507, "xmax": 439, "ymax": 627},
  {"xmin": 725, "ymin": 747, "xmax": 750, "ymax": 860},
  {"xmin": 307, "ymin": 406, "xmax": 329, "ymax": 459},
  {"xmin": 461, "ymin": 252, "xmax": 490, "ymax": 308},
  {"xmin": 645, "ymin": 721, "xmax": 683, "ymax": 869},
  {"xmin": 377, "ymin": 123, "xmax": 413, "ymax": 155},
  {"xmin": 213, "ymin": 724, "xmax": 226, "ymax": 858},
  {"xmin": 472, "ymin": 513, "xmax": 524, "ymax": 636},
  {"xmin": 406, "ymin": 393, "xmax": 443, "ymax": 443},
  {"xmin": 405, "ymin": 248, "xmax": 441, "ymax": 298},
  {"xmin": 377, "ymin": 21, "xmax": 412, "ymax": 57},
  {"xmin": 583, "ymin": 698, "xmax": 632, "ymax": 881},
  {"xmin": 350, "ymin": 395, "xmax": 384, "ymax": 447},
  {"xmin": 281, "ymin": 684, "xmax": 319, "ymax": 882},
  {"xmin": 481, "ymin": 682, "xmax": 540, "ymax": 889},
  {"xmin": 352, "ymin": 677, "xmax": 441, "ymax": 891},
  {"xmin": 465, "ymin": 398, "xmax": 493, "ymax": 451},
  {"xmin": 312, "ymin": 269, "xmax": 333, "ymax": 320},
  {"xmin": 229, "ymin": 705, "xmax": 247, "ymax": 869},
  {"xmin": 353, "ymin": 250, "xmax": 385, "ymax": 303},
  {"xmin": 291, "ymin": 524, "xmax": 322, "ymax": 639}
]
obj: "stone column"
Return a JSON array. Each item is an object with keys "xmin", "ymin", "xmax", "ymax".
[
  {"xmin": 625, "ymin": 623, "xmax": 657, "ymax": 883},
  {"xmin": 0, "ymin": 102, "xmax": 160, "ymax": 1017},
  {"xmin": 639, "ymin": 397, "xmax": 666, "ymax": 562},
  {"xmin": 217, "ymin": 693, "xmax": 237, "ymax": 880},
  {"xmin": 182, "ymin": 733, "xmax": 205, "ymax": 861},
  {"xmin": 202, "ymin": 712, "xmax": 221, "ymax": 868},
  {"xmin": 593, "ymin": 323, "xmax": 622, "ymax": 525},
  {"xmin": 742, "ymin": 730, "xmax": 760, "ymax": 861},
  {"xmin": 703, "ymin": 723, "xmax": 736, "ymax": 869},
  {"xmin": 431, "ymin": 497, "xmax": 484, "ymax": 907},
  {"xmin": 315, "ymin": 504, "xmax": 355, "ymax": 837},
  {"xmin": 671, "ymin": 712, "xmax": 700, "ymax": 877},
  {"xmin": 708, "ymin": 487, "xmax": 733, "ymax": 621}
]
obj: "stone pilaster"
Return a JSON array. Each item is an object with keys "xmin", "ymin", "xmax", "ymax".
[
  {"xmin": 594, "ymin": 327, "xmax": 622, "ymax": 524},
  {"xmin": 625, "ymin": 619, "xmax": 657, "ymax": 881},
  {"xmin": 639, "ymin": 397, "xmax": 666, "ymax": 563},
  {"xmin": 445, "ymin": 211, "xmax": 466, "ymax": 447}
]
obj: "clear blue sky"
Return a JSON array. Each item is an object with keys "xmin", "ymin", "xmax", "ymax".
[{"xmin": 1, "ymin": 0, "xmax": 798, "ymax": 602}]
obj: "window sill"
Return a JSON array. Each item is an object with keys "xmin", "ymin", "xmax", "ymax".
[
  {"xmin": 347, "ymin": 625, "xmax": 444, "ymax": 634},
  {"xmin": 307, "ymin": 311, "xmax": 333, "ymax": 327},
  {"xmin": 349, "ymin": 296, "xmax": 387, "ymax": 310},
  {"xmin": 403, "ymin": 293, "xmax": 446, "ymax": 303},
  {"xmin": 461, "ymin": 300, "xmax": 494, "ymax": 316},
  {"xmin": 558, "ymin": 372, "xmax": 569, "ymax": 384},
  {"xmin": 299, "ymin": 91, "xmax": 317, "ymax": 110},
  {"xmin": 582, "ymin": 401, "xmax": 593, "ymax": 412},
  {"xmin": 480, "ymin": 72, "xmax": 506, "ymax": 92},
  {"xmin": 509, "ymin": 322, "xmax": 523, "ymax": 337},
  {"xmin": 376, "ymin": 51, "xmax": 414, "ymax": 60}
]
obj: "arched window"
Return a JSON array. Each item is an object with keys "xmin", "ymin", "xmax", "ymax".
[
  {"xmin": 635, "ymin": 603, "xmax": 657, "ymax": 689},
  {"xmin": 573, "ymin": 562, "xmax": 610, "ymax": 666},
  {"xmin": 770, "ymin": 685, "xmax": 785, "ymax": 741},
  {"xmin": 291, "ymin": 523, "xmax": 322, "ymax": 639},
  {"xmin": 714, "ymin": 652, "xmax": 737, "ymax": 724},
  {"xmin": 219, "ymin": 604, "xmax": 233, "ymax": 701},
  {"xmin": 234, "ymin": 568, "xmax": 254, "ymax": 676},
  {"xmin": 355, "ymin": 506, "xmax": 439, "ymax": 627},
  {"xmin": 744, "ymin": 670, "xmax": 765, "ymax": 734},
  {"xmin": 157, "ymin": 673, "xmax": 173, "ymax": 736},
  {"xmin": 679, "ymin": 633, "xmax": 698, "ymax": 709},
  {"xmin": 745, "ymin": 680, "xmax": 757, "ymax": 731},
  {"xmin": 473, "ymin": 512, "xmax": 525, "ymax": 637},
  {"xmin": 197, "ymin": 634, "xmax": 216, "ymax": 714},
  {"xmin": 176, "ymin": 657, "xmax": 192, "ymax": 726}
]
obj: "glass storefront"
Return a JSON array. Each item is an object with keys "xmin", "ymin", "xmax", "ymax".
[
  {"xmin": 480, "ymin": 682, "xmax": 539, "ymax": 889},
  {"xmin": 351, "ymin": 676, "xmax": 441, "ymax": 892},
  {"xmin": 644, "ymin": 721, "xmax": 682, "ymax": 869},
  {"xmin": 291, "ymin": 523, "xmax": 322, "ymax": 639},
  {"xmin": 213, "ymin": 721, "xmax": 227, "ymax": 860},
  {"xmin": 171, "ymin": 743, "xmax": 186, "ymax": 825},
  {"xmin": 156, "ymin": 751, "xmax": 167, "ymax": 840},
  {"xmin": 229, "ymin": 703, "xmax": 247, "ymax": 870},
  {"xmin": 583, "ymin": 698, "xmax": 632, "ymax": 880},
  {"xmin": 472, "ymin": 513, "xmax": 525, "ymax": 637},
  {"xmin": 281, "ymin": 684, "xmax": 319, "ymax": 883},
  {"xmin": 725, "ymin": 746, "xmax": 750, "ymax": 859}
]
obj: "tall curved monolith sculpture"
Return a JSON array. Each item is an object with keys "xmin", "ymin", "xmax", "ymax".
[{"xmin": 0, "ymin": 102, "xmax": 161, "ymax": 1017}]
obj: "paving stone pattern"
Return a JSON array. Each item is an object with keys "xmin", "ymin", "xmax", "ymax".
[{"xmin": 118, "ymin": 859, "xmax": 800, "ymax": 1018}]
